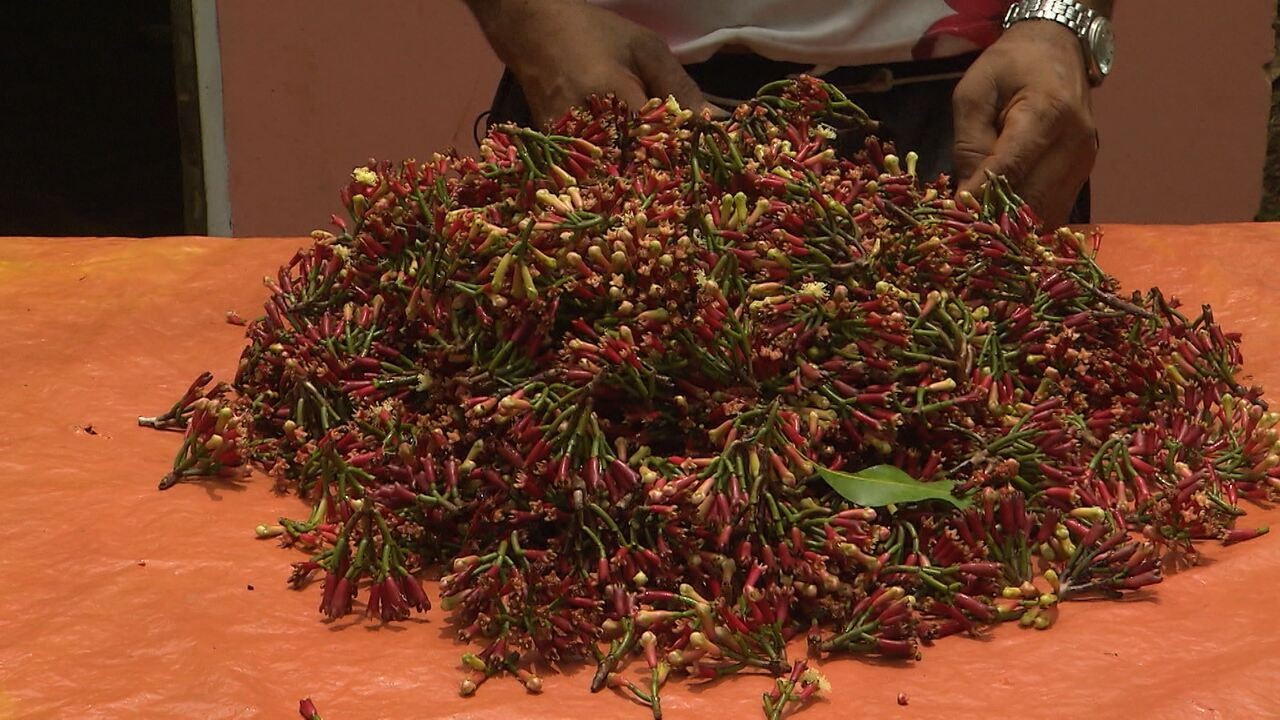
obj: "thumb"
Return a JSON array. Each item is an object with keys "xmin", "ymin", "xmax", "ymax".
[
  {"xmin": 632, "ymin": 42, "xmax": 709, "ymax": 115},
  {"xmin": 952, "ymin": 72, "xmax": 999, "ymax": 193}
]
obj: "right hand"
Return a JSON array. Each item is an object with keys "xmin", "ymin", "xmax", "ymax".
[{"xmin": 468, "ymin": 0, "xmax": 710, "ymax": 126}]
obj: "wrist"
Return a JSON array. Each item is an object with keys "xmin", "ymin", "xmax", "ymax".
[
  {"xmin": 466, "ymin": 0, "xmax": 530, "ymax": 37},
  {"xmin": 466, "ymin": 0, "xmax": 534, "ymax": 65},
  {"xmin": 1002, "ymin": 0, "xmax": 1115, "ymax": 86},
  {"xmin": 1003, "ymin": 17, "xmax": 1086, "ymax": 58},
  {"xmin": 1002, "ymin": 18, "xmax": 1085, "ymax": 62},
  {"xmin": 466, "ymin": 0, "xmax": 588, "ymax": 60},
  {"xmin": 1004, "ymin": 21, "xmax": 1091, "ymax": 90},
  {"xmin": 465, "ymin": 0, "xmax": 531, "ymax": 40},
  {"xmin": 466, "ymin": 0, "xmax": 584, "ymax": 30}
]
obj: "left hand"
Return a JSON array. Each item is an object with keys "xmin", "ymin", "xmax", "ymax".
[{"xmin": 952, "ymin": 20, "xmax": 1098, "ymax": 227}]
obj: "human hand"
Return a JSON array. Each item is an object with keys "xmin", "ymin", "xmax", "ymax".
[
  {"xmin": 467, "ymin": 0, "xmax": 708, "ymax": 126},
  {"xmin": 952, "ymin": 20, "xmax": 1098, "ymax": 227}
]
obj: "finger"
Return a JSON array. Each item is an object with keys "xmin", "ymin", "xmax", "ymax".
[
  {"xmin": 1013, "ymin": 135, "xmax": 1095, "ymax": 228},
  {"xmin": 704, "ymin": 103, "xmax": 732, "ymax": 120},
  {"xmin": 1013, "ymin": 146, "xmax": 1081, "ymax": 228},
  {"xmin": 528, "ymin": 73, "xmax": 647, "ymax": 127},
  {"xmin": 631, "ymin": 38, "xmax": 708, "ymax": 113},
  {"xmin": 951, "ymin": 70, "xmax": 999, "ymax": 190},
  {"xmin": 608, "ymin": 74, "xmax": 651, "ymax": 115},
  {"xmin": 962, "ymin": 98, "xmax": 1060, "ymax": 194}
]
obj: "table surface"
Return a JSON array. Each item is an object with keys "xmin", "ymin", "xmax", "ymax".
[{"xmin": 3, "ymin": 225, "xmax": 1280, "ymax": 720}]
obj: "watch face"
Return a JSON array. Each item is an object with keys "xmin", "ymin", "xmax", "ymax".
[{"xmin": 1088, "ymin": 17, "xmax": 1115, "ymax": 77}]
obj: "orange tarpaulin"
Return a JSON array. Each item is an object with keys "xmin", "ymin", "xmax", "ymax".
[{"xmin": 3, "ymin": 225, "xmax": 1280, "ymax": 719}]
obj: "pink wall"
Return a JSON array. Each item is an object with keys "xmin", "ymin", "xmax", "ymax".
[
  {"xmin": 1091, "ymin": 0, "xmax": 1274, "ymax": 223},
  {"xmin": 216, "ymin": 0, "xmax": 1275, "ymax": 235},
  {"xmin": 216, "ymin": 1, "xmax": 502, "ymax": 236}
]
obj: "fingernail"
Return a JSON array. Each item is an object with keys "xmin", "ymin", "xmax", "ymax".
[{"xmin": 703, "ymin": 104, "xmax": 731, "ymax": 119}]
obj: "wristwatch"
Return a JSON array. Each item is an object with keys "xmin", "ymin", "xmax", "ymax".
[{"xmin": 1003, "ymin": 0, "xmax": 1116, "ymax": 86}]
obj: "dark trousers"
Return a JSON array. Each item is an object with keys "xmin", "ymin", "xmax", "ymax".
[{"xmin": 486, "ymin": 52, "xmax": 1090, "ymax": 224}]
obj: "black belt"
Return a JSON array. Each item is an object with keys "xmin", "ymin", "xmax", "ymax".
[{"xmin": 685, "ymin": 52, "xmax": 981, "ymax": 105}]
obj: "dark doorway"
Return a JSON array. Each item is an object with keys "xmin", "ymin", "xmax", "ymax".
[
  {"xmin": 0, "ymin": 1, "xmax": 202, "ymax": 236},
  {"xmin": 1259, "ymin": 2, "xmax": 1280, "ymax": 220}
]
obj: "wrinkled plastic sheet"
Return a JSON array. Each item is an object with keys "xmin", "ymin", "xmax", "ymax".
[{"xmin": 2, "ymin": 225, "xmax": 1280, "ymax": 720}]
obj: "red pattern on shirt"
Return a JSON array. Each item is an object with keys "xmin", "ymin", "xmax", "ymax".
[{"xmin": 912, "ymin": 0, "xmax": 1012, "ymax": 60}]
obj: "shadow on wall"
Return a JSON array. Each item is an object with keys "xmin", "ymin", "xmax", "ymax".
[{"xmin": 214, "ymin": 0, "xmax": 1275, "ymax": 234}]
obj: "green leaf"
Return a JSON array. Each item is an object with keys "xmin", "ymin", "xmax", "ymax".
[{"xmin": 816, "ymin": 464, "xmax": 970, "ymax": 511}]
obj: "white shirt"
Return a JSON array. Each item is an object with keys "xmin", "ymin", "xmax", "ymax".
[{"xmin": 590, "ymin": 0, "xmax": 1011, "ymax": 67}]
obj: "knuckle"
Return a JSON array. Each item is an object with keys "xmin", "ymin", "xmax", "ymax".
[
  {"xmin": 574, "ymin": 68, "xmax": 631, "ymax": 95},
  {"xmin": 1032, "ymin": 93, "xmax": 1091, "ymax": 132},
  {"xmin": 1080, "ymin": 115, "xmax": 1099, "ymax": 141},
  {"xmin": 952, "ymin": 140, "xmax": 988, "ymax": 164},
  {"xmin": 633, "ymin": 29, "xmax": 666, "ymax": 53},
  {"xmin": 1081, "ymin": 132, "xmax": 1100, "ymax": 159},
  {"xmin": 1031, "ymin": 93, "xmax": 1072, "ymax": 121},
  {"xmin": 1067, "ymin": 115, "xmax": 1098, "ymax": 158},
  {"xmin": 1069, "ymin": 108, "xmax": 1095, "ymax": 135},
  {"xmin": 951, "ymin": 82, "xmax": 984, "ymax": 113}
]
